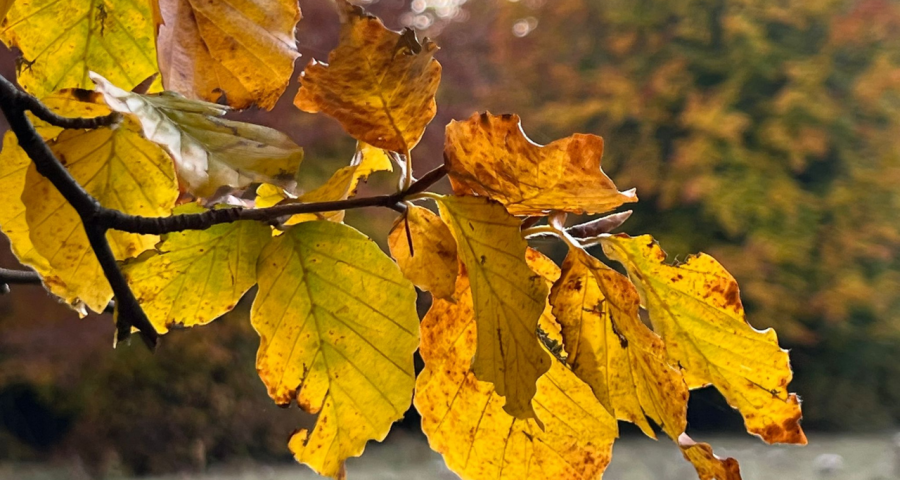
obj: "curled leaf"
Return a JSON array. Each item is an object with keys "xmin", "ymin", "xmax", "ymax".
[
  {"xmin": 294, "ymin": 0, "xmax": 441, "ymax": 153},
  {"xmin": 91, "ymin": 73, "xmax": 303, "ymax": 197},
  {"xmin": 157, "ymin": 0, "xmax": 301, "ymax": 109},
  {"xmin": 445, "ymin": 112, "xmax": 637, "ymax": 215},
  {"xmin": 679, "ymin": 434, "xmax": 743, "ymax": 480},
  {"xmin": 388, "ymin": 205, "xmax": 458, "ymax": 299}
]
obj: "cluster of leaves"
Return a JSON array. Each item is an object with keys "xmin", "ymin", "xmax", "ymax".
[{"xmin": 0, "ymin": 0, "xmax": 808, "ymax": 479}]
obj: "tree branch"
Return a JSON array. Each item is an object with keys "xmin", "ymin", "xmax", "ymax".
[{"xmin": 0, "ymin": 267, "xmax": 115, "ymax": 314}]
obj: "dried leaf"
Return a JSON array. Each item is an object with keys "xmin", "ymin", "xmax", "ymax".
[
  {"xmin": 679, "ymin": 434, "xmax": 743, "ymax": 480},
  {"xmin": 91, "ymin": 73, "xmax": 303, "ymax": 197},
  {"xmin": 445, "ymin": 112, "xmax": 637, "ymax": 215},
  {"xmin": 157, "ymin": 0, "xmax": 301, "ymax": 109},
  {"xmin": 294, "ymin": 0, "xmax": 441, "ymax": 153}
]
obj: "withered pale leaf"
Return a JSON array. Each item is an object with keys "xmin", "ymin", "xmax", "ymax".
[
  {"xmin": 251, "ymin": 221, "xmax": 419, "ymax": 478},
  {"xmin": 601, "ymin": 234, "xmax": 807, "ymax": 445},
  {"xmin": 294, "ymin": 0, "xmax": 441, "ymax": 153},
  {"xmin": 445, "ymin": 112, "xmax": 637, "ymax": 215},
  {"xmin": 549, "ymin": 247, "xmax": 688, "ymax": 439},
  {"xmin": 436, "ymin": 195, "xmax": 550, "ymax": 420},
  {"xmin": 92, "ymin": 73, "xmax": 303, "ymax": 197},
  {"xmin": 388, "ymin": 205, "xmax": 458, "ymax": 299},
  {"xmin": 157, "ymin": 0, "xmax": 301, "ymax": 109},
  {"xmin": 123, "ymin": 204, "xmax": 271, "ymax": 334}
]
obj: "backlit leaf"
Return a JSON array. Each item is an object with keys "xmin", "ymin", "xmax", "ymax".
[
  {"xmin": 600, "ymin": 234, "xmax": 807, "ymax": 445},
  {"xmin": 294, "ymin": 0, "xmax": 441, "ymax": 153},
  {"xmin": 157, "ymin": 0, "xmax": 301, "ymax": 109},
  {"xmin": 549, "ymin": 247, "xmax": 688, "ymax": 438},
  {"xmin": 22, "ymin": 119, "xmax": 178, "ymax": 313},
  {"xmin": 0, "ymin": 0, "xmax": 161, "ymax": 99},
  {"xmin": 388, "ymin": 205, "xmax": 457, "ymax": 300},
  {"xmin": 123, "ymin": 205, "xmax": 271, "ymax": 334},
  {"xmin": 436, "ymin": 195, "xmax": 550, "ymax": 420},
  {"xmin": 251, "ymin": 221, "xmax": 419, "ymax": 478},
  {"xmin": 415, "ymin": 264, "xmax": 618, "ymax": 480},
  {"xmin": 445, "ymin": 112, "xmax": 637, "ymax": 215},
  {"xmin": 91, "ymin": 73, "xmax": 303, "ymax": 197},
  {"xmin": 678, "ymin": 434, "xmax": 743, "ymax": 480}
]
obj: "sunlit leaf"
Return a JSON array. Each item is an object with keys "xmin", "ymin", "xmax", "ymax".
[
  {"xmin": 445, "ymin": 112, "xmax": 637, "ymax": 215},
  {"xmin": 388, "ymin": 205, "xmax": 458, "ymax": 299},
  {"xmin": 415, "ymin": 261, "xmax": 618, "ymax": 480},
  {"xmin": 0, "ymin": 0, "xmax": 161, "ymax": 99},
  {"xmin": 294, "ymin": 0, "xmax": 441, "ymax": 153},
  {"xmin": 91, "ymin": 73, "xmax": 303, "ymax": 197},
  {"xmin": 679, "ymin": 434, "xmax": 743, "ymax": 480},
  {"xmin": 157, "ymin": 0, "xmax": 301, "ymax": 109},
  {"xmin": 601, "ymin": 234, "xmax": 807, "ymax": 445},
  {"xmin": 549, "ymin": 246, "xmax": 688, "ymax": 438},
  {"xmin": 21, "ymin": 119, "xmax": 178, "ymax": 313},
  {"xmin": 436, "ymin": 195, "xmax": 550, "ymax": 420},
  {"xmin": 123, "ymin": 205, "xmax": 271, "ymax": 334},
  {"xmin": 251, "ymin": 221, "xmax": 419, "ymax": 478}
]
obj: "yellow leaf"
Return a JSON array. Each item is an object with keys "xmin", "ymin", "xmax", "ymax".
[
  {"xmin": 601, "ymin": 234, "xmax": 807, "ymax": 445},
  {"xmin": 294, "ymin": 0, "xmax": 441, "ymax": 153},
  {"xmin": 445, "ymin": 112, "xmax": 638, "ymax": 215},
  {"xmin": 678, "ymin": 434, "xmax": 743, "ymax": 480},
  {"xmin": 415, "ymin": 266, "xmax": 618, "ymax": 480},
  {"xmin": 29, "ymin": 89, "xmax": 112, "ymax": 139},
  {"xmin": 91, "ymin": 73, "xmax": 303, "ymax": 197},
  {"xmin": 0, "ymin": 0, "xmax": 13, "ymax": 21},
  {"xmin": 157, "ymin": 0, "xmax": 301, "ymax": 109},
  {"xmin": 549, "ymin": 247, "xmax": 688, "ymax": 439},
  {"xmin": 0, "ymin": 0, "xmax": 161, "ymax": 99},
  {"xmin": 123, "ymin": 205, "xmax": 271, "ymax": 334},
  {"xmin": 22, "ymin": 119, "xmax": 178, "ymax": 313},
  {"xmin": 0, "ymin": 132, "xmax": 54, "ymax": 279},
  {"xmin": 387, "ymin": 205, "xmax": 458, "ymax": 300},
  {"xmin": 436, "ymin": 195, "xmax": 550, "ymax": 420},
  {"xmin": 251, "ymin": 221, "xmax": 419, "ymax": 478}
]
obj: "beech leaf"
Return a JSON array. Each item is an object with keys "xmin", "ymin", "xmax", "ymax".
[
  {"xmin": 251, "ymin": 221, "xmax": 419, "ymax": 478},
  {"xmin": 388, "ymin": 205, "xmax": 458, "ymax": 300},
  {"xmin": 157, "ymin": 0, "xmax": 301, "ymax": 109},
  {"xmin": 445, "ymin": 112, "xmax": 637, "ymax": 215},
  {"xmin": 91, "ymin": 73, "xmax": 303, "ymax": 197},
  {"xmin": 294, "ymin": 0, "xmax": 441, "ymax": 153}
]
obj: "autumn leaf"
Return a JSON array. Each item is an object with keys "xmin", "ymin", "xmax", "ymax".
[
  {"xmin": 549, "ymin": 246, "xmax": 688, "ymax": 438},
  {"xmin": 415, "ymin": 258, "xmax": 619, "ymax": 480},
  {"xmin": 388, "ymin": 205, "xmax": 458, "ymax": 300},
  {"xmin": 436, "ymin": 195, "xmax": 550, "ymax": 420},
  {"xmin": 601, "ymin": 234, "xmax": 807, "ymax": 445},
  {"xmin": 91, "ymin": 73, "xmax": 303, "ymax": 197},
  {"xmin": 157, "ymin": 0, "xmax": 301, "ymax": 109},
  {"xmin": 679, "ymin": 434, "xmax": 742, "ymax": 480},
  {"xmin": 0, "ymin": 0, "xmax": 13, "ymax": 21},
  {"xmin": 444, "ymin": 112, "xmax": 637, "ymax": 215},
  {"xmin": 123, "ymin": 205, "xmax": 271, "ymax": 334},
  {"xmin": 294, "ymin": 0, "xmax": 441, "ymax": 153},
  {"xmin": 251, "ymin": 221, "xmax": 419, "ymax": 478},
  {"xmin": 0, "ymin": 0, "xmax": 161, "ymax": 99},
  {"xmin": 21, "ymin": 119, "xmax": 178, "ymax": 313}
]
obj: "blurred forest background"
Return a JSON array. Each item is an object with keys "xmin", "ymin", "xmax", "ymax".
[{"xmin": 1, "ymin": 0, "xmax": 899, "ymax": 476}]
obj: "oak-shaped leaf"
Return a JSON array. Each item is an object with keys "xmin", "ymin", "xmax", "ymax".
[
  {"xmin": 445, "ymin": 112, "xmax": 637, "ymax": 215},
  {"xmin": 436, "ymin": 195, "xmax": 550, "ymax": 420},
  {"xmin": 416, "ymin": 251, "xmax": 618, "ymax": 480},
  {"xmin": 251, "ymin": 221, "xmax": 419, "ymax": 478},
  {"xmin": 294, "ymin": 0, "xmax": 441, "ymax": 153},
  {"xmin": 549, "ymin": 246, "xmax": 689, "ymax": 438},
  {"xmin": 157, "ymin": 0, "xmax": 301, "ymax": 109},
  {"xmin": 123, "ymin": 205, "xmax": 271, "ymax": 334},
  {"xmin": 0, "ymin": 0, "xmax": 161, "ymax": 99},
  {"xmin": 388, "ymin": 205, "xmax": 458, "ymax": 300},
  {"xmin": 91, "ymin": 73, "xmax": 303, "ymax": 197},
  {"xmin": 600, "ymin": 234, "xmax": 807, "ymax": 445}
]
